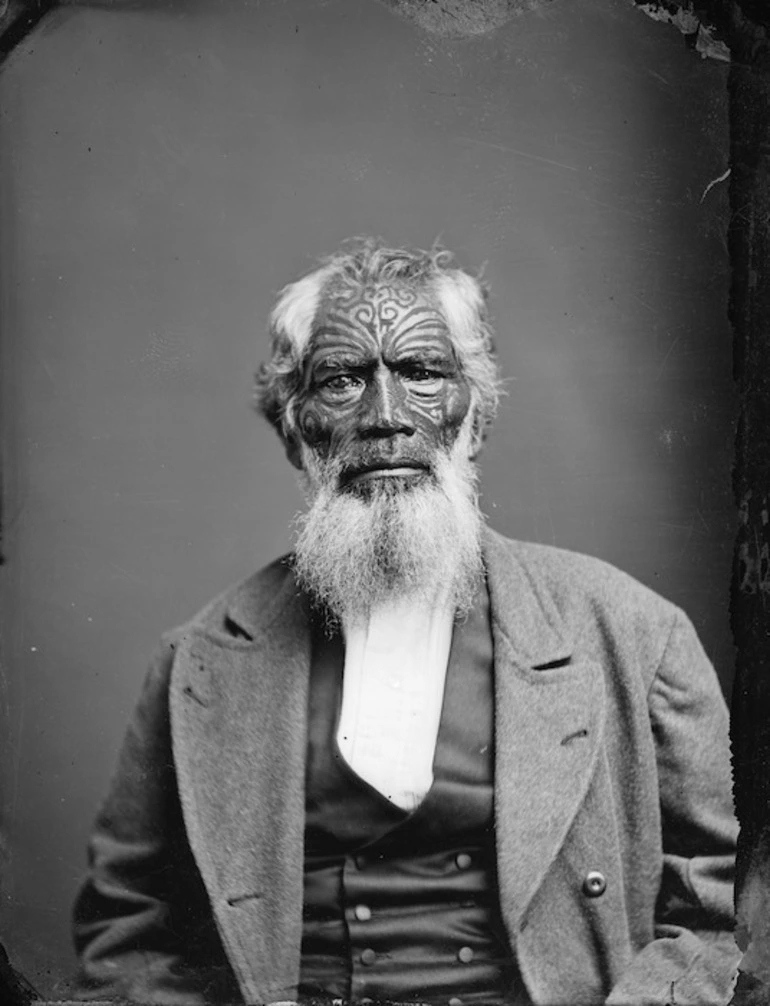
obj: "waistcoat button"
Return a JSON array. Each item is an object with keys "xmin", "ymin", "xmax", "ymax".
[
  {"xmin": 354, "ymin": 904, "xmax": 372, "ymax": 921},
  {"xmin": 583, "ymin": 870, "xmax": 607, "ymax": 897},
  {"xmin": 455, "ymin": 853, "xmax": 472, "ymax": 870},
  {"xmin": 449, "ymin": 998, "xmax": 463, "ymax": 1006},
  {"xmin": 360, "ymin": 948, "xmax": 377, "ymax": 966},
  {"xmin": 457, "ymin": 946, "xmax": 474, "ymax": 964}
]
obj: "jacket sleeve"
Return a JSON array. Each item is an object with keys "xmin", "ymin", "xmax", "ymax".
[
  {"xmin": 72, "ymin": 638, "xmax": 241, "ymax": 1004},
  {"xmin": 606, "ymin": 609, "xmax": 740, "ymax": 1006}
]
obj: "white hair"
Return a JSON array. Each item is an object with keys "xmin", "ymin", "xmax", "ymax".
[{"xmin": 267, "ymin": 263, "xmax": 339, "ymax": 361}]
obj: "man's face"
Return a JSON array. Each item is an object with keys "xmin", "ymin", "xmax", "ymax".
[{"xmin": 294, "ymin": 281, "xmax": 472, "ymax": 489}]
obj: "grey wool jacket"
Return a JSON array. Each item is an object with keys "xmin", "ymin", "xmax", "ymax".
[{"xmin": 73, "ymin": 528, "xmax": 740, "ymax": 1006}]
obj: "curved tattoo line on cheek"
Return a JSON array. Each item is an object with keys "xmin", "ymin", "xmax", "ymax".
[{"xmin": 406, "ymin": 383, "xmax": 470, "ymax": 440}]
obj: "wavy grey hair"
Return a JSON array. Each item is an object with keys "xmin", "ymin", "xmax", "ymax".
[{"xmin": 254, "ymin": 239, "xmax": 503, "ymax": 451}]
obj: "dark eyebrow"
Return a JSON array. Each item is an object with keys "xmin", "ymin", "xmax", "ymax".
[
  {"xmin": 393, "ymin": 352, "xmax": 456, "ymax": 370},
  {"xmin": 311, "ymin": 353, "xmax": 371, "ymax": 370},
  {"xmin": 307, "ymin": 354, "xmax": 374, "ymax": 381}
]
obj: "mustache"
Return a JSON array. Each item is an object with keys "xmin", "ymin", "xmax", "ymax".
[
  {"xmin": 333, "ymin": 445, "xmax": 440, "ymax": 486},
  {"xmin": 340, "ymin": 458, "xmax": 433, "ymax": 488}
]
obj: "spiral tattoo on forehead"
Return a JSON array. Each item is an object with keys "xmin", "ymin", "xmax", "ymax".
[{"xmin": 322, "ymin": 281, "xmax": 441, "ymax": 343}]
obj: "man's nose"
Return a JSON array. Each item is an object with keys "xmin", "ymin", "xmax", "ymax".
[{"xmin": 358, "ymin": 372, "xmax": 415, "ymax": 439}]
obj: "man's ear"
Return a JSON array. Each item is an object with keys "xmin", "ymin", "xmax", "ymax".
[{"xmin": 283, "ymin": 432, "xmax": 304, "ymax": 471}]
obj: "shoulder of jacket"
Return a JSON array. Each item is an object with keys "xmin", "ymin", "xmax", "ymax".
[
  {"xmin": 485, "ymin": 527, "xmax": 684, "ymax": 646},
  {"xmin": 161, "ymin": 554, "xmax": 295, "ymax": 642}
]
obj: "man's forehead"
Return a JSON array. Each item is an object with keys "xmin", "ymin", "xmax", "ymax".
[{"xmin": 314, "ymin": 279, "xmax": 450, "ymax": 342}]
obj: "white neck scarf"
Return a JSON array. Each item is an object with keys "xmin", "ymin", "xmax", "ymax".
[{"xmin": 336, "ymin": 591, "xmax": 454, "ymax": 812}]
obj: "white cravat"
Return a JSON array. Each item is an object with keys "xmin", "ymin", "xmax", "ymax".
[{"xmin": 336, "ymin": 594, "xmax": 454, "ymax": 812}]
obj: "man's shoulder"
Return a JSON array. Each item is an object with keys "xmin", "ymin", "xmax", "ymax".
[
  {"xmin": 488, "ymin": 528, "xmax": 671, "ymax": 597},
  {"xmin": 165, "ymin": 554, "xmax": 298, "ymax": 644},
  {"xmin": 484, "ymin": 528, "xmax": 685, "ymax": 646}
]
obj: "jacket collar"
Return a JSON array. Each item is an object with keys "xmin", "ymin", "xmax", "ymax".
[
  {"xmin": 223, "ymin": 554, "xmax": 303, "ymax": 643},
  {"xmin": 481, "ymin": 525, "xmax": 574, "ymax": 669}
]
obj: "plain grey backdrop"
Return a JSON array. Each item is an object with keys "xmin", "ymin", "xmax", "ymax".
[{"xmin": 0, "ymin": 0, "xmax": 735, "ymax": 996}]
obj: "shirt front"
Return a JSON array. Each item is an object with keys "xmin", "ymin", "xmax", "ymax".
[{"xmin": 337, "ymin": 591, "xmax": 455, "ymax": 811}]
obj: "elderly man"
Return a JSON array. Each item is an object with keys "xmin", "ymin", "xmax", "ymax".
[{"xmin": 73, "ymin": 241, "xmax": 739, "ymax": 1006}]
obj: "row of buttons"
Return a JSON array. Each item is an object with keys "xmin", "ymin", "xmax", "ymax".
[
  {"xmin": 358, "ymin": 945, "xmax": 476, "ymax": 966},
  {"xmin": 349, "ymin": 850, "xmax": 481, "ymax": 1001},
  {"xmin": 350, "ymin": 855, "xmax": 473, "ymax": 923}
]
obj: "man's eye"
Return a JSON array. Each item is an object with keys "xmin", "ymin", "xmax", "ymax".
[
  {"xmin": 404, "ymin": 368, "xmax": 442, "ymax": 383},
  {"xmin": 321, "ymin": 374, "xmax": 363, "ymax": 392}
]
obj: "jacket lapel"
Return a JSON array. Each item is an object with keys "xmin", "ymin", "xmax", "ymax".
[
  {"xmin": 484, "ymin": 530, "xmax": 606, "ymax": 945},
  {"xmin": 169, "ymin": 562, "xmax": 311, "ymax": 1006}
]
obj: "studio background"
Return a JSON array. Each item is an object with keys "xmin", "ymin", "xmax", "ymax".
[{"xmin": 0, "ymin": 0, "xmax": 735, "ymax": 996}]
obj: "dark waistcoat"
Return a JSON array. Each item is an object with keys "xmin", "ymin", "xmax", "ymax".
[{"xmin": 299, "ymin": 587, "xmax": 529, "ymax": 1006}]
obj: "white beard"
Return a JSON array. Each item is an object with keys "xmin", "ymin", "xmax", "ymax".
[{"xmin": 292, "ymin": 424, "xmax": 484, "ymax": 623}]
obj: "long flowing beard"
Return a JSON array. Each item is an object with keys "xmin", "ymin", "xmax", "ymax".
[{"xmin": 292, "ymin": 435, "xmax": 484, "ymax": 623}]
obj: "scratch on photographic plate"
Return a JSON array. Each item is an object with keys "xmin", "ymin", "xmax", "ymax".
[
  {"xmin": 700, "ymin": 167, "xmax": 730, "ymax": 203},
  {"xmin": 455, "ymin": 134, "xmax": 580, "ymax": 172}
]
